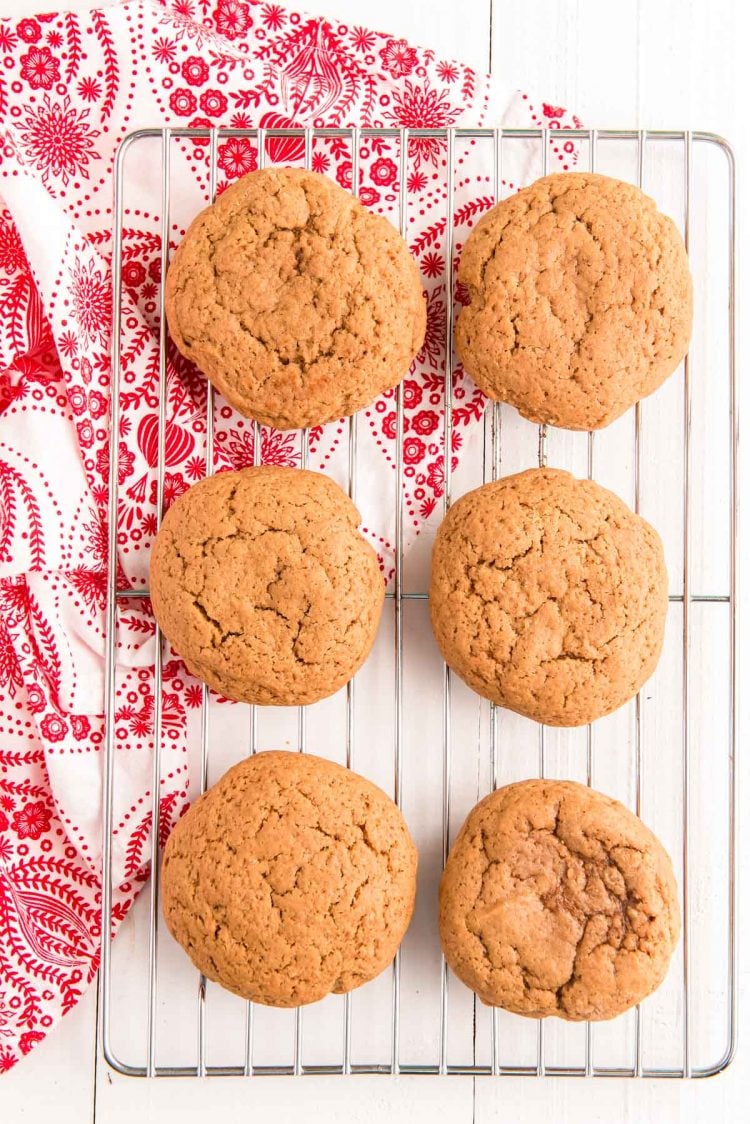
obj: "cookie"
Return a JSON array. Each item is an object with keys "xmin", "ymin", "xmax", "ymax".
[
  {"xmin": 165, "ymin": 166, "xmax": 426, "ymax": 429},
  {"xmin": 162, "ymin": 751, "xmax": 418, "ymax": 1007},
  {"xmin": 456, "ymin": 172, "xmax": 692, "ymax": 430},
  {"xmin": 429, "ymin": 468, "xmax": 667, "ymax": 726},
  {"xmin": 439, "ymin": 779, "xmax": 680, "ymax": 1020},
  {"xmin": 149, "ymin": 465, "xmax": 384, "ymax": 705}
]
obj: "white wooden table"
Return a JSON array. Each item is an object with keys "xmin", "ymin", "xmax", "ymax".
[{"xmin": 4, "ymin": 0, "xmax": 748, "ymax": 1120}]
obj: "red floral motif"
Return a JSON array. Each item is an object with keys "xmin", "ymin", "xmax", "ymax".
[
  {"xmin": 358, "ymin": 186, "xmax": 380, "ymax": 207},
  {"xmin": 87, "ymin": 390, "xmax": 107, "ymax": 419},
  {"xmin": 122, "ymin": 261, "xmax": 147, "ymax": 289},
  {"xmin": 0, "ymin": 811, "xmax": 8, "ymax": 833},
  {"xmin": 187, "ymin": 116, "xmax": 212, "ymax": 150},
  {"xmin": 39, "ymin": 714, "xmax": 68, "ymax": 743},
  {"xmin": 19, "ymin": 1032, "xmax": 45, "ymax": 1056},
  {"xmin": 19, "ymin": 46, "xmax": 60, "ymax": 91},
  {"xmin": 403, "ymin": 436, "xmax": 426, "ymax": 465},
  {"xmin": 217, "ymin": 137, "xmax": 257, "ymax": 178},
  {"xmin": 67, "ymin": 385, "xmax": 87, "ymax": 415},
  {"xmin": 11, "ymin": 800, "xmax": 52, "ymax": 839},
  {"xmin": 96, "ymin": 441, "xmax": 134, "ymax": 486},
  {"xmin": 70, "ymin": 715, "xmax": 91, "ymax": 741},
  {"xmin": 370, "ymin": 157, "xmax": 397, "ymax": 187},
  {"xmin": 24, "ymin": 684, "xmax": 46, "ymax": 713},
  {"xmin": 17, "ymin": 19, "xmax": 41, "ymax": 44},
  {"xmin": 76, "ymin": 419, "xmax": 94, "ymax": 450},
  {"xmin": 69, "ymin": 258, "xmax": 109, "ymax": 348},
  {"xmin": 381, "ymin": 411, "xmax": 396, "ymax": 440},
  {"xmin": 181, "ymin": 55, "xmax": 209, "ymax": 87},
  {"xmin": 335, "ymin": 160, "xmax": 353, "ymax": 190},
  {"xmin": 215, "ymin": 0, "xmax": 253, "ymax": 41},
  {"xmin": 199, "ymin": 89, "xmax": 228, "ymax": 117},
  {"xmin": 403, "ymin": 379, "xmax": 423, "ymax": 410},
  {"xmin": 543, "ymin": 103, "xmax": 565, "ymax": 119},
  {"xmin": 169, "ymin": 88, "xmax": 197, "ymax": 117},
  {"xmin": 16, "ymin": 96, "xmax": 100, "ymax": 186},
  {"xmin": 379, "ymin": 38, "xmax": 418, "ymax": 79},
  {"xmin": 411, "ymin": 409, "xmax": 439, "ymax": 436}
]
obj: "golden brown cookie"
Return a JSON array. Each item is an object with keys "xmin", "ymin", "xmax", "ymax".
[
  {"xmin": 456, "ymin": 172, "xmax": 692, "ymax": 430},
  {"xmin": 429, "ymin": 468, "xmax": 667, "ymax": 726},
  {"xmin": 162, "ymin": 751, "xmax": 418, "ymax": 1006},
  {"xmin": 165, "ymin": 166, "xmax": 426, "ymax": 429},
  {"xmin": 150, "ymin": 466, "xmax": 384, "ymax": 705},
  {"xmin": 439, "ymin": 779, "xmax": 680, "ymax": 1020}
]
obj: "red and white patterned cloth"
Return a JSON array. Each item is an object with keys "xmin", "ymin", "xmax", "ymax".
[{"xmin": 0, "ymin": 0, "xmax": 579, "ymax": 1071}]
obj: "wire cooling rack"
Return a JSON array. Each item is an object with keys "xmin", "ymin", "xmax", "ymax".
[{"xmin": 102, "ymin": 127, "xmax": 737, "ymax": 1078}]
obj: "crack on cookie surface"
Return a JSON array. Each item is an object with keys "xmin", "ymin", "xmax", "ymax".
[
  {"xmin": 455, "ymin": 172, "xmax": 692, "ymax": 431},
  {"xmin": 150, "ymin": 466, "xmax": 385, "ymax": 705},
  {"xmin": 165, "ymin": 167, "xmax": 426, "ymax": 429},
  {"xmin": 438, "ymin": 780, "xmax": 680, "ymax": 1021},
  {"xmin": 429, "ymin": 468, "xmax": 668, "ymax": 727},
  {"xmin": 162, "ymin": 751, "xmax": 418, "ymax": 1007}
]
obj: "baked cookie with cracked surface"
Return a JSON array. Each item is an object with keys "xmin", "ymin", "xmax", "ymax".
[
  {"xmin": 165, "ymin": 166, "xmax": 426, "ymax": 429},
  {"xmin": 456, "ymin": 172, "xmax": 692, "ymax": 430},
  {"xmin": 429, "ymin": 467, "xmax": 667, "ymax": 726},
  {"xmin": 439, "ymin": 779, "xmax": 680, "ymax": 1020},
  {"xmin": 162, "ymin": 750, "xmax": 418, "ymax": 1006},
  {"xmin": 150, "ymin": 465, "xmax": 384, "ymax": 705}
]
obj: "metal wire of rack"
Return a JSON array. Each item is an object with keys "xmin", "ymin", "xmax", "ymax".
[{"xmin": 102, "ymin": 127, "xmax": 737, "ymax": 1079}]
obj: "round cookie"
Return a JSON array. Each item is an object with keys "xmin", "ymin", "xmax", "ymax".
[
  {"xmin": 429, "ymin": 468, "xmax": 667, "ymax": 726},
  {"xmin": 162, "ymin": 751, "xmax": 418, "ymax": 1006},
  {"xmin": 165, "ymin": 166, "xmax": 426, "ymax": 429},
  {"xmin": 150, "ymin": 465, "xmax": 384, "ymax": 705},
  {"xmin": 439, "ymin": 779, "xmax": 680, "ymax": 1020},
  {"xmin": 455, "ymin": 172, "xmax": 692, "ymax": 430}
]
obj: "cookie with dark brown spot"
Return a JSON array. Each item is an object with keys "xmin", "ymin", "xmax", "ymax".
[
  {"xmin": 150, "ymin": 465, "xmax": 384, "ymax": 705},
  {"xmin": 165, "ymin": 166, "xmax": 426, "ymax": 430},
  {"xmin": 429, "ymin": 468, "xmax": 667, "ymax": 726},
  {"xmin": 456, "ymin": 172, "xmax": 692, "ymax": 430},
  {"xmin": 439, "ymin": 779, "xmax": 680, "ymax": 1020},
  {"xmin": 162, "ymin": 750, "xmax": 418, "ymax": 1007}
]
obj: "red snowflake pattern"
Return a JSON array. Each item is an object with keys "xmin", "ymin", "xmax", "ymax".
[
  {"xmin": 68, "ymin": 257, "xmax": 109, "ymax": 348},
  {"xmin": 16, "ymin": 96, "xmax": 100, "ymax": 186}
]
